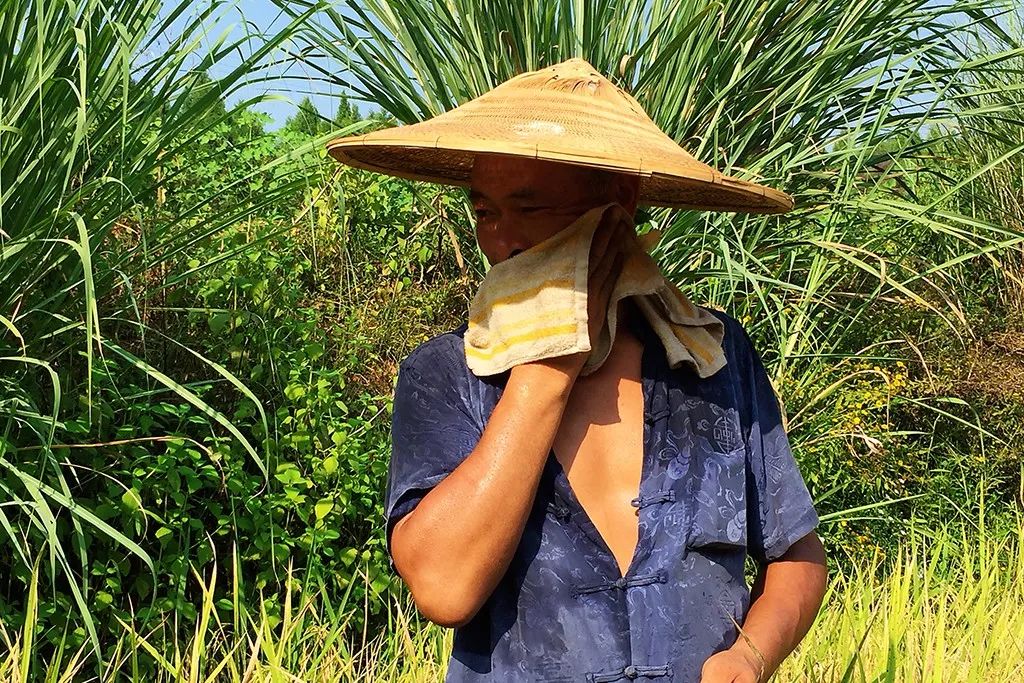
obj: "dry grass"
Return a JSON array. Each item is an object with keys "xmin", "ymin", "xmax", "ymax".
[{"xmin": 3, "ymin": 519, "xmax": 1022, "ymax": 682}]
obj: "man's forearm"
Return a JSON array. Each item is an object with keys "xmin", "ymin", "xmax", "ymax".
[
  {"xmin": 730, "ymin": 531, "xmax": 828, "ymax": 680},
  {"xmin": 390, "ymin": 358, "xmax": 580, "ymax": 627}
]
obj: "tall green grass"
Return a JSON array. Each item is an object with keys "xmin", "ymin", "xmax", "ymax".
[
  {"xmin": 945, "ymin": 9, "xmax": 1024, "ymax": 322},
  {"xmin": 0, "ymin": 0, "xmax": 367, "ymax": 667},
  {"xmin": 3, "ymin": 517, "xmax": 1020, "ymax": 681},
  {"xmin": 780, "ymin": 520, "xmax": 1024, "ymax": 681}
]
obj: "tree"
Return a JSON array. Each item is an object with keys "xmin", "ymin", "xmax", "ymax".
[
  {"xmin": 333, "ymin": 92, "xmax": 361, "ymax": 128},
  {"xmin": 365, "ymin": 107, "xmax": 397, "ymax": 131},
  {"xmin": 285, "ymin": 96, "xmax": 330, "ymax": 136},
  {"xmin": 179, "ymin": 70, "xmax": 228, "ymax": 126}
]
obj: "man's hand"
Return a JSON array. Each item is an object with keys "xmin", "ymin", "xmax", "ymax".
[
  {"xmin": 701, "ymin": 531, "xmax": 827, "ymax": 682},
  {"xmin": 700, "ymin": 645, "xmax": 763, "ymax": 682}
]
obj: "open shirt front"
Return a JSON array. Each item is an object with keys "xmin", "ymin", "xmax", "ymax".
[{"xmin": 385, "ymin": 307, "xmax": 820, "ymax": 682}]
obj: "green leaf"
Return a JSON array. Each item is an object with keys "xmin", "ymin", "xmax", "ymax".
[
  {"xmin": 121, "ymin": 489, "xmax": 142, "ymax": 512},
  {"xmin": 208, "ymin": 311, "xmax": 231, "ymax": 334},
  {"xmin": 314, "ymin": 499, "xmax": 334, "ymax": 521},
  {"xmin": 95, "ymin": 591, "xmax": 113, "ymax": 609}
]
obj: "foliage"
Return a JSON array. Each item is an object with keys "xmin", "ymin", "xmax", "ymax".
[
  {"xmin": 133, "ymin": 157, "xmax": 472, "ymax": 629},
  {"xmin": 0, "ymin": 0, "xmax": 329, "ymax": 667}
]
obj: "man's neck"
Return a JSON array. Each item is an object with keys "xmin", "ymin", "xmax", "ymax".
[
  {"xmin": 602, "ymin": 297, "xmax": 644, "ymax": 366},
  {"xmin": 616, "ymin": 297, "xmax": 644, "ymax": 340},
  {"xmin": 572, "ymin": 298, "xmax": 644, "ymax": 387}
]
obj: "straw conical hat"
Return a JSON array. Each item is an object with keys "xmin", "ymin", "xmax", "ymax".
[{"xmin": 327, "ymin": 58, "xmax": 793, "ymax": 213}]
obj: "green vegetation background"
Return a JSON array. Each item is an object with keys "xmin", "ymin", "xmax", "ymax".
[{"xmin": 1, "ymin": 0, "xmax": 1022, "ymax": 679}]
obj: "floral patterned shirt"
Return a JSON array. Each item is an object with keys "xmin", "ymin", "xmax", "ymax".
[{"xmin": 385, "ymin": 307, "xmax": 820, "ymax": 682}]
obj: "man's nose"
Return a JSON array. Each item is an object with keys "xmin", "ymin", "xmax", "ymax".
[
  {"xmin": 501, "ymin": 242, "xmax": 531, "ymax": 262},
  {"xmin": 493, "ymin": 225, "xmax": 531, "ymax": 262}
]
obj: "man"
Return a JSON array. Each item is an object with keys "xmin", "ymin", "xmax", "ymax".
[{"xmin": 328, "ymin": 58, "xmax": 827, "ymax": 682}]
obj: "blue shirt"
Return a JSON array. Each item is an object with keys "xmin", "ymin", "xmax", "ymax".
[{"xmin": 385, "ymin": 307, "xmax": 819, "ymax": 682}]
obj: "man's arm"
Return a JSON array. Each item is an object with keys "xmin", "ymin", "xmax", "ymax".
[
  {"xmin": 391, "ymin": 356, "xmax": 581, "ymax": 628},
  {"xmin": 701, "ymin": 531, "xmax": 828, "ymax": 682}
]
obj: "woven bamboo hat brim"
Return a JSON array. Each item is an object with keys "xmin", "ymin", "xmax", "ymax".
[{"xmin": 327, "ymin": 58, "xmax": 793, "ymax": 213}]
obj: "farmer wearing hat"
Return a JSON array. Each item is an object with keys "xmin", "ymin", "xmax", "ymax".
[{"xmin": 328, "ymin": 58, "xmax": 827, "ymax": 683}]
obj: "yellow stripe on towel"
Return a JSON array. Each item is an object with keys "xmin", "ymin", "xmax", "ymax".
[
  {"xmin": 670, "ymin": 325, "xmax": 715, "ymax": 364},
  {"xmin": 472, "ymin": 306, "xmax": 577, "ymax": 338},
  {"xmin": 468, "ymin": 277, "xmax": 575, "ymax": 325},
  {"xmin": 466, "ymin": 322, "xmax": 580, "ymax": 359}
]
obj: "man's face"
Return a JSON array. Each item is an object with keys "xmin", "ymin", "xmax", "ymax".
[{"xmin": 468, "ymin": 154, "xmax": 636, "ymax": 265}]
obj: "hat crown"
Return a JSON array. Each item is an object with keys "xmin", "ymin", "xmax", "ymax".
[{"xmin": 495, "ymin": 57, "xmax": 648, "ymax": 121}]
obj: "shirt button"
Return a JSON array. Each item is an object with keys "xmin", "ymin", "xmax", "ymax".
[
  {"xmin": 613, "ymin": 577, "xmax": 627, "ymax": 589},
  {"xmin": 623, "ymin": 664, "xmax": 638, "ymax": 679}
]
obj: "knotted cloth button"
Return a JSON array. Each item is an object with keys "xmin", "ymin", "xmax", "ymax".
[
  {"xmin": 613, "ymin": 577, "xmax": 628, "ymax": 589},
  {"xmin": 623, "ymin": 664, "xmax": 638, "ymax": 679}
]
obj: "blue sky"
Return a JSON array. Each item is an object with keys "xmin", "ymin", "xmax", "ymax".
[
  {"xmin": 155, "ymin": 0, "xmax": 1012, "ymax": 130},
  {"xmin": 153, "ymin": 0, "xmax": 365, "ymax": 129}
]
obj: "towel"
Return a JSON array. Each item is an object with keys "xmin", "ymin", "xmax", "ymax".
[{"xmin": 464, "ymin": 201, "xmax": 727, "ymax": 378}]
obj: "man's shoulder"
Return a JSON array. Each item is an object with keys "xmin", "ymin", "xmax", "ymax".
[
  {"xmin": 393, "ymin": 322, "xmax": 480, "ymax": 426},
  {"xmin": 683, "ymin": 304, "xmax": 773, "ymax": 392},
  {"xmin": 697, "ymin": 304, "xmax": 737, "ymax": 329},
  {"xmin": 692, "ymin": 304, "xmax": 752, "ymax": 363},
  {"xmin": 399, "ymin": 321, "xmax": 471, "ymax": 378}
]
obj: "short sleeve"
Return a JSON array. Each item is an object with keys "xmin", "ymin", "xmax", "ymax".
[
  {"xmin": 731, "ymin": 318, "xmax": 819, "ymax": 564},
  {"xmin": 385, "ymin": 338, "xmax": 482, "ymax": 572}
]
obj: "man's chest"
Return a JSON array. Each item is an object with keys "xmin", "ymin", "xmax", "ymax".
[
  {"xmin": 551, "ymin": 355, "xmax": 646, "ymax": 578},
  {"xmin": 477, "ymin": 326, "xmax": 750, "ymax": 584}
]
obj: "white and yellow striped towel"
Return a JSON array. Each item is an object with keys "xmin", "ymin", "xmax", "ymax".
[{"xmin": 464, "ymin": 201, "xmax": 727, "ymax": 378}]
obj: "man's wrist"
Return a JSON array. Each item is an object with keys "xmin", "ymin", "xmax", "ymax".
[{"xmin": 729, "ymin": 637, "xmax": 767, "ymax": 682}]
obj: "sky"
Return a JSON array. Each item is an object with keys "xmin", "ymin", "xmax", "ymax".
[
  {"xmin": 154, "ymin": 1, "xmax": 1017, "ymax": 130},
  {"xmin": 151, "ymin": 0, "xmax": 366, "ymax": 129}
]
